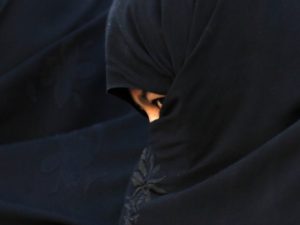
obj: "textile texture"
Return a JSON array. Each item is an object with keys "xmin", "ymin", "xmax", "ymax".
[
  {"xmin": 0, "ymin": 0, "xmax": 148, "ymax": 224},
  {"xmin": 106, "ymin": 0, "xmax": 300, "ymax": 224}
]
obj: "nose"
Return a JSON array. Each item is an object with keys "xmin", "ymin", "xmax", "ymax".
[{"xmin": 145, "ymin": 108, "xmax": 160, "ymax": 122}]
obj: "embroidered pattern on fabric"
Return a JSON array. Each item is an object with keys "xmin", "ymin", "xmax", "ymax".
[
  {"xmin": 123, "ymin": 147, "xmax": 167, "ymax": 225},
  {"xmin": 40, "ymin": 136, "xmax": 101, "ymax": 194}
]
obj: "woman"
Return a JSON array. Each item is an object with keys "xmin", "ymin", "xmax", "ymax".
[{"xmin": 106, "ymin": 0, "xmax": 300, "ymax": 224}]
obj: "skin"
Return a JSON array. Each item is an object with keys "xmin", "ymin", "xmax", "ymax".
[{"xmin": 130, "ymin": 88, "xmax": 166, "ymax": 122}]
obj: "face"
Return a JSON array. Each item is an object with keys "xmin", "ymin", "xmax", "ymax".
[{"xmin": 130, "ymin": 88, "xmax": 166, "ymax": 122}]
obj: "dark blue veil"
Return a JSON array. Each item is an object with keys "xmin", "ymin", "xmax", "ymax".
[{"xmin": 0, "ymin": 0, "xmax": 147, "ymax": 224}]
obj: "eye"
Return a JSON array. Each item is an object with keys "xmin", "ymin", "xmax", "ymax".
[{"xmin": 151, "ymin": 97, "xmax": 165, "ymax": 109}]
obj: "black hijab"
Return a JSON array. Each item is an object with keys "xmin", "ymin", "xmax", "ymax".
[
  {"xmin": 106, "ymin": 0, "xmax": 300, "ymax": 224},
  {"xmin": 0, "ymin": 0, "xmax": 148, "ymax": 224}
]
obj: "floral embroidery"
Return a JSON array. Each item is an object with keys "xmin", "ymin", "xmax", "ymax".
[
  {"xmin": 40, "ymin": 136, "xmax": 101, "ymax": 194},
  {"xmin": 123, "ymin": 147, "xmax": 167, "ymax": 225}
]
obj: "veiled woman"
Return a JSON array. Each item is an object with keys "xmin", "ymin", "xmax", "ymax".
[{"xmin": 106, "ymin": 0, "xmax": 300, "ymax": 224}]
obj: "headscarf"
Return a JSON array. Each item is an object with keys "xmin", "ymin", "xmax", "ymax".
[
  {"xmin": 106, "ymin": 0, "xmax": 300, "ymax": 224},
  {"xmin": 0, "ymin": 0, "xmax": 148, "ymax": 224}
]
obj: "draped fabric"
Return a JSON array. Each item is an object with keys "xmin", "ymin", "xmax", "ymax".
[
  {"xmin": 0, "ymin": 0, "xmax": 147, "ymax": 224},
  {"xmin": 0, "ymin": 114, "xmax": 147, "ymax": 225},
  {"xmin": 106, "ymin": 0, "xmax": 300, "ymax": 224},
  {"xmin": 0, "ymin": 0, "xmax": 131, "ymax": 144}
]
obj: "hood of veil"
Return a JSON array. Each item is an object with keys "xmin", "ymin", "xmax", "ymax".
[{"xmin": 105, "ymin": 0, "xmax": 217, "ymax": 107}]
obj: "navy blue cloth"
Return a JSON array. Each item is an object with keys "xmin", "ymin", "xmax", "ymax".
[
  {"xmin": 106, "ymin": 0, "xmax": 300, "ymax": 224},
  {"xmin": 0, "ymin": 0, "xmax": 131, "ymax": 144},
  {"xmin": 0, "ymin": 0, "xmax": 148, "ymax": 224},
  {"xmin": 0, "ymin": 113, "xmax": 147, "ymax": 225}
]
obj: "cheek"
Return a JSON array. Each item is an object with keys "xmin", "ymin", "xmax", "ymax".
[{"xmin": 144, "ymin": 106, "xmax": 161, "ymax": 122}]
